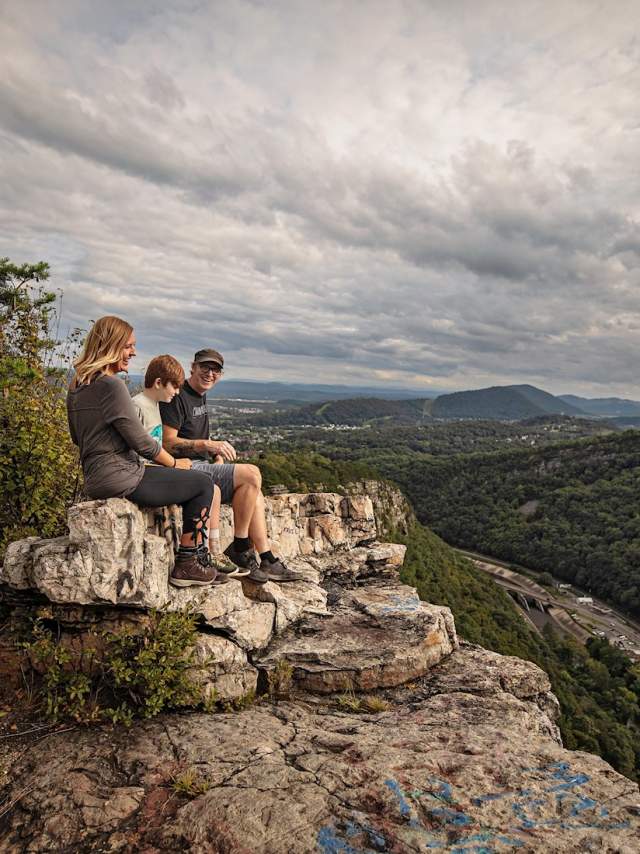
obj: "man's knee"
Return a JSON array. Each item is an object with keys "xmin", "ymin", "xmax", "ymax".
[
  {"xmin": 234, "ymin": 463, "xmax": 262, "ymax": 490},
  {"xmin": 247, "ymin": 464, "xmax": 262, "ymax": 489}
]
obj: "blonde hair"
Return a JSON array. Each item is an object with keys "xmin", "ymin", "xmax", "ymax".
[{"xmin": 73, "ymin": 316, "xmax": 133, "ymax": 386}]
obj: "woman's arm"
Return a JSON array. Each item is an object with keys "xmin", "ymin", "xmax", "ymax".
[
  {"xmin": 152, "ymin": 445, "xmax": 192, "ymax": 469},
  {"xmin": 99, "ymin": 376, "xmax": 162, "ymax": 460},
  {"xmin": 66, "ymin": 394, "xmax": 79, "ymax": 446}
]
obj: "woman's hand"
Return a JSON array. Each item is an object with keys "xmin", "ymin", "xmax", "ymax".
[{"xmin": 175, "ymin": 458, "xmax": 192, "ymax": 470}]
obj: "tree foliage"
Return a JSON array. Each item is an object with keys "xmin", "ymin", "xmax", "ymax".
[
  {"xmin": 0, "ymin": 258, "xmax": 80, "ymax": 556},
  {"xmin": 251, "ymin": 449, "xmax": 375, "ymax": 493},
  {"xmin": 363, "ymin": 432, "xmax": 640, "ymax": 616}
]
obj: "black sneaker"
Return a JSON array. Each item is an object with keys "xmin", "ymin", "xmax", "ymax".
[
  {"xmin": 259, "ymin": 558, "xmax": 304, "ymax": 583},
  {"xmin": 224, "ymin": 543, "xmax": 268, "ymax": 584}
]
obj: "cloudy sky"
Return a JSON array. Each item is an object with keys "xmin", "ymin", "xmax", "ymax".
[{"xmin": 2, "ymin": 0, "xmax": 640, "ymax": 396}]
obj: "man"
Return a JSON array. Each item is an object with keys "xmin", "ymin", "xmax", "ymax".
[{"xmin": 160, "ymin": 348, "xmax": 302, "ymax": 585}]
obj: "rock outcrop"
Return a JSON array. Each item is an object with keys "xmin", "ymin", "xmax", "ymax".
[
  {"xmin": 1, "ymin": 491, "xmax": 377, "ymax": 609},
  {"xmin": 1, "ymin": 485, "xmax": 639, "ymax": 852},
  {"xmin": 258, "ymin": 584, "xmax": 456, "ymax": 693},
  {"xmin": 0, "ymin": 489, "xmax": 444, "ymax": 706},
  {"xmin": 1, "ymin": 644, "xmax": 639, "ymax": 853},
  {"xmin": 347, "ymin": 478, "xmax": 414, "ymax": 538}
]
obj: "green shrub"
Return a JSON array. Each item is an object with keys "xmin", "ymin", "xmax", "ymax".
[
  {"xmin": 0, "ymin": 258, "xmax": 81, "ymax": 558},
  {"xmin": 171, "ymin": 767, "xmax": 212, "ymax": 798},
  {"xmin": 103, "ymin": 610, "xmax": 202, "ymax": 719},
  {"xmin": 23, "ymin": 610, "xmax": 203, "ymax": 724},
  {"xmin": 25, "ymin": 621, "xmax": 97, "ymax": 722}
]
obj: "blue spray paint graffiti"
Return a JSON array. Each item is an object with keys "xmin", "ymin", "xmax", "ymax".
[
  {"xmin": 506, "ymin": 762, "xmax": 631, "ymax": 832},
  {"xmin": 316, "ymin": 762, "xmax": 632, "ymax": 853}
]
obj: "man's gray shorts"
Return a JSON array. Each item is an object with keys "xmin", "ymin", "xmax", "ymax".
[{"xmin": 191, "ymin": 461, "xmax": 235, "ymax": 504}]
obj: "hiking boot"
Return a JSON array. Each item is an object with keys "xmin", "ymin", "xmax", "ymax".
[
  {"xmin": 224, "ymin": 542, "xmax": 268, "ymax": 584},
  {"xmin": 259, "ymin": 558, "xmax": 304, "ymax": 583},
  {"xmin": 197, "ymin": 548, "xmax": 230, "ymax": 584},
  {"xmin": 212, "ymin": 549, "xmax": 250, "ymax": 579},
  {"xmin": 170, "ymin": 550, "xmax": 216, "ymax": 588}
]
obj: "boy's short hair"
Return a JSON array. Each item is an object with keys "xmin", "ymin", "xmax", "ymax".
[{"xmin": 144, "ymin": 355, "xmax": 185, "ymax": 389}]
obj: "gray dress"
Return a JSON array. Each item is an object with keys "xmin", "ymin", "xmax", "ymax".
[{"xmin": 67, "ymin": 374, "xmax": 161, "ymax": 498}]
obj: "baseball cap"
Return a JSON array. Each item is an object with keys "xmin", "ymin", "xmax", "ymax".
[{"xmin": 193, "ymin": 348, "xmax": 224, "ymax": 367}]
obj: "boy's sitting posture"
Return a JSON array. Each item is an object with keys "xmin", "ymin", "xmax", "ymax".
[
  {"xmin": 132, "ymin": 355, "xmax": 190, "ymax": 466},
  {"xmin": 132, "ymin": 355, "xmax": 244, "ymax": 578}
]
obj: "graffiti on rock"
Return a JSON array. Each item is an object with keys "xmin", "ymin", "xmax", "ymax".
[{"xmin": 317, "ymin": 762, "xmax": 631, "ymax": 853}]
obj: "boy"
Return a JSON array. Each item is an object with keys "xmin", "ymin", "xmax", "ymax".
[{"xmin": 132, "ymin": 355, "xmax": 245, "ymax": 578}]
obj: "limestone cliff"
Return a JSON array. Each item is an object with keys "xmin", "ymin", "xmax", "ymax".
[
  {"xmin": 0, "ymin": 487, "xmax": 638, "ymax": 852},
  {"xmin": 346, "ymin": 478, "xmax": 414, "ymax": 538}
]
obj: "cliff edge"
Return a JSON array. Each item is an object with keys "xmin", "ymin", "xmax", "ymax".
[{"xmin": 0, "ymin": 488, "xmax": 638, "ymax": 852}]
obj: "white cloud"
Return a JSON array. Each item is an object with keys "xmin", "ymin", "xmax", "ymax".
[{"xmin": 1, "ymin": 0, "xmax": 640, "ymax": 396}]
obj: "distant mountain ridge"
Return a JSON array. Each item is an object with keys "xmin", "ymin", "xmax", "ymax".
[
  {"xmin": 240, "ymin": 383, "xmax": 640, "ymax": 426},
  {"xmin": 208, "ymin": 380, "xmax": 439, "ymax": 403},
  {"xmin": 431, "ymin": 384, "xmax": 585, "ymax": 420},
  {"xmin": 559, "ymin": 394, "xmax": 640, "ymax": 417},
  {"xmin": 127, "ymin": 374, "xmax": 640, "ymax": 422}
]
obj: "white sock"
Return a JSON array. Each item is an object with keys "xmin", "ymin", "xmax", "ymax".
[{"xmin": 210, "ymin": 529, "xmax": 221, "ymax": 551}]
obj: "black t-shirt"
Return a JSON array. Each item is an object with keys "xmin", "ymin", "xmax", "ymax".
[{"xmin": 159, "ymin": 381, "xmax": 209, "ymax": 460}]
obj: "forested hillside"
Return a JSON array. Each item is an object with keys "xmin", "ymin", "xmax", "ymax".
[
  {"xmin": 254, "ymin": 416, "xmax": 612, "ymax": 462},
  {"xmin": 375, "ymin": 431, "xmax": 640, "ymax": 617},
  {"xmin": 247, "ymin": 396, "xmax": 430, "ymax": 427},
  {"xmin": 252, "ymin": 451, "xmax": 375, "ymax": 491}
]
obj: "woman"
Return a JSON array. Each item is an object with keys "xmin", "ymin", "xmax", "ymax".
[{"xmin": 67, "ymin": 315, "xmax": 220, "ymax": 588}]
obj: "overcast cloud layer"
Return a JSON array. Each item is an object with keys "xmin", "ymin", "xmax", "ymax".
[{"xmin": 2, "ymin": 0, "xmax": 640, "ymax": 395}]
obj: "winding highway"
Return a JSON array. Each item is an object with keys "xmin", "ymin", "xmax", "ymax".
[{"xmin": 454, "ymin": 548, "xmax": 640, "ymax": 658}]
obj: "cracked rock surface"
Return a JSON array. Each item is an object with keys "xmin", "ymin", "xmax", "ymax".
[
  {"xmin": 257, "ymin": 584, "xmax": 458, "ymax": 693},
  {"xmin": 2, "ymin": 488, "xmax": 640, "ymax": 851},
  {"xmin": 1, "ymin": 644, "xmax": 638, "ymax": 853}
]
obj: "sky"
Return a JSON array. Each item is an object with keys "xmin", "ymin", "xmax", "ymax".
[{"xmin": 2, "ymin": 0, "xmax": 640, "ymax": 397}]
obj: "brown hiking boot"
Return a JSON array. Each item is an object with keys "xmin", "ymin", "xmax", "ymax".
[{"xmin": 170, "ymin": 550, "xmax": 217, "ymax": 588}]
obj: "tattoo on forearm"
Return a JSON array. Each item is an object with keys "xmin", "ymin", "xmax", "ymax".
[{"xmin": 171, "ymin": 439, "xmax": 199, "ymax": 459}]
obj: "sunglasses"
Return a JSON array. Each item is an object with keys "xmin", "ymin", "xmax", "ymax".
[{"xmin": 199, "ymin": 363, "xmax": 223, "ymax": 376}]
